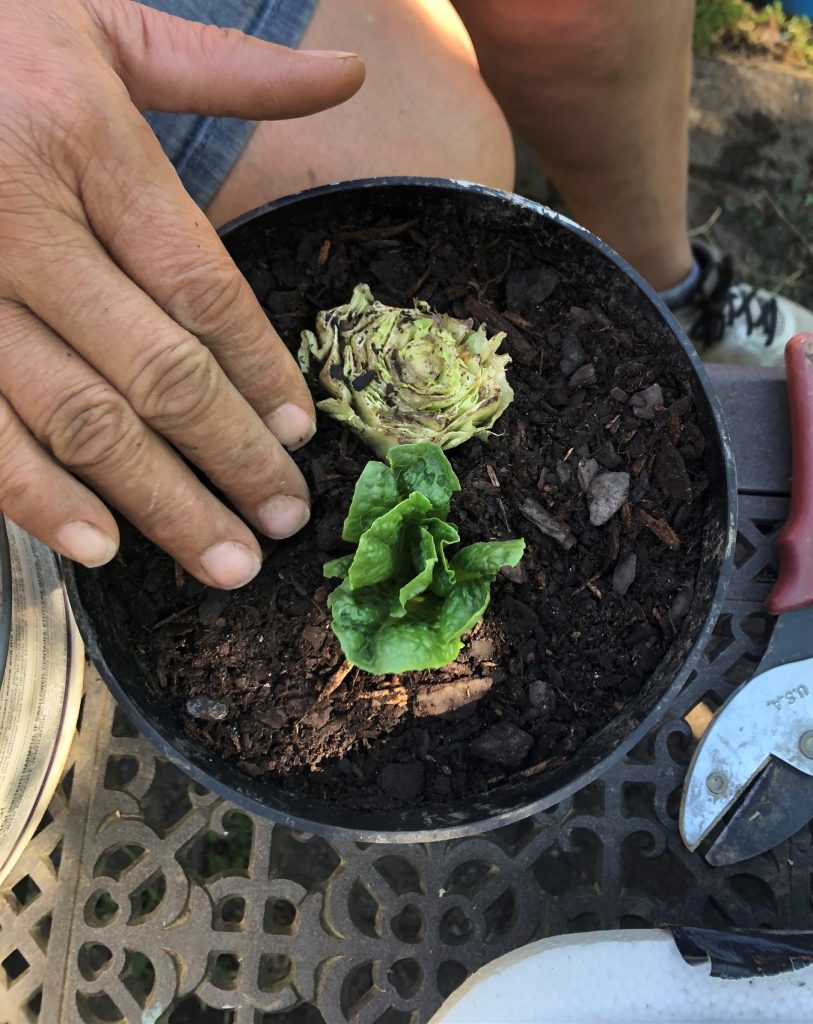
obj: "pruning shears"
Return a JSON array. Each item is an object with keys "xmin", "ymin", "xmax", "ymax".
[{"xmin": 681, "ymin": 333, "xmax": 813, "ymax": 865}]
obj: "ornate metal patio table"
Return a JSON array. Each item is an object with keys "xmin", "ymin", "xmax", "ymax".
[{"xmin": 2, "ymin": 366, "xmax": 809, "ymax": 1024}]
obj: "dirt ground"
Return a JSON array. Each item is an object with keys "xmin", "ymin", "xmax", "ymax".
[{"xmin": 515, "ymin": 55, "xmax": 813, "ymax": 312}]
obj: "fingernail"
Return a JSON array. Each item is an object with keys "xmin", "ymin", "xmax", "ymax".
[
  {"xmin": 257, "ymin": 495, "xmax": 311, "ymax": 539},
  {"xmin": 265, "ymin": 403, "xmax": 317, "ymax": 450},
  {"xmin": 56, "ymin": 521, "xmax": 118, "ymax": 567},
  {"xmin": 200, "ymin": 542, "xmax": 261, "ymax": 589},
  {"xmin": 301, "ymin": 49, "xmax": 360, "ymax": 60}
]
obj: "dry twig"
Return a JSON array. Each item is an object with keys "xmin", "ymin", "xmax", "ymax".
[
  {"xmin": 687, "ymin": 205, "xmax": 722, "ymax": 238},
  {"xmin": 637, "ymin": 507, "xmax": 680, "ymax": 550},
  {"xmin": 321, "ymin": 661, "xmax": 354, "ymax": 701}
]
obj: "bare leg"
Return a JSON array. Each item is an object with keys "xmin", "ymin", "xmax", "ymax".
[
  {"xmin": 207, "ymin": 0, "xmax": 514, "ymax": 227},
  {"xmin": 452, "ymin": 0, "xmax": 696, "ymax": 290}
]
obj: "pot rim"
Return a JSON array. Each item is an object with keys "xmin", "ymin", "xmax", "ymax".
[{"xmin": 67, "ymin": 176, "xmax": 738, "ymax": 842}]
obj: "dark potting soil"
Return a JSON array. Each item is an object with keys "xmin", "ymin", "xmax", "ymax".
[{"xmin": 94, "ymin": 210, "xmax": 711, "ymax": 810}]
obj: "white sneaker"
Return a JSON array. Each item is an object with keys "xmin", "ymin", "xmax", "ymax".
[{"xmin": 672, "ymin": 241, "xmax": 813, "ymax": 367}]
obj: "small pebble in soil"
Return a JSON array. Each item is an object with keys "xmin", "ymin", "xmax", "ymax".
[
  {"xmin": 527, "ymin": 679, "xmax": 556, "ymax": 714},
  {"xmin": 612, "ymin": 552, "xmax": 638, "ymax": 597},
  {"xmin": 500, "ymin": 562, "xmax": 528, "ymax": 585},
  {"xmin": 595, "ymin": 441, "xmax": 623, "ymax": 470},
  {"xmin": 520, "ymin": 497, "xmax": 576, "ymax": 550},
  {"xmin": 577, "ymin": 458, "xmax": 600, "ymax": 493},
  {"xmin": 569, "ymin": 362, "xmax": 596, "ymax": 388},
  {"xmin": 505, "ymin": 266, "xmax": 559, "ymax": 314},
  {"xmin": 655, "ymin": 444, "xmax": 693, "ymax": 503},
  {"xmin": 556, "ymin": 460, "xmax": 573, "ymax": 484},
  {"xmin": 197, "ymin": 590, "xmax": 231, "ymax": 626},
  {"xmin": 667, "ymin": 587, "xmax": 693, "ymax": 626},
  {"xmin": 559, "ymin": 333, "xmax": 587, "ymax": 375},
  {"xmin": 631, "ymin": 382, "xmax": 664, "ymax": 420},
  {"xmin": 185, "ymin": 696, "xmax": 229, "ymax": 721},
  {"xmin": 378, "ymin": 761, "xmax": 425, "ymax": 801},
  {"xmin": 587, "ymin": 472, "xmax": 630, "ymax": 526},
  {"xmin": 471, "ymin": 722, "xmax": 534, "ymax": 768}
]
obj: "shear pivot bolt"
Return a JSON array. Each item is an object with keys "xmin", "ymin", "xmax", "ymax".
[
  {"xmin": 706, "ymin": 771, "xmax": 727, "ymax": 795},
  {"xmin": 799, "ymin": 731, "xmax": 813, "ymax": 760}
]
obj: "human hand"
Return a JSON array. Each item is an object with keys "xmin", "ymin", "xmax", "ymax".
[{"xmin": 0, "ymin": 0, "xmax": 364, "ymax": 587}]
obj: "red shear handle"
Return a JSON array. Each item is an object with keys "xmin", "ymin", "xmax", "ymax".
[{"xmin": 766, "ymin": 333, "xmax": 813, "ymax": 615}]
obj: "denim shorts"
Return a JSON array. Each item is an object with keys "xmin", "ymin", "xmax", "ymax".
[{"xmin": 142, "ymin": 0, "xmax": 320, "ymax": 208}]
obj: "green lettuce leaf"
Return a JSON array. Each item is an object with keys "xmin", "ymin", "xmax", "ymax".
[
  {"xmin": 449, "ymin": 540, "xmax": 526, "ymax": 581},
  {"xmin": 341, "ymin": 461, "xmax": 401, "ymax": 543},
  {"xmin": 387, "ymin": 442, "xmax": 460, "ymax": 518},
  {"xmin": 426, "ymin": 518, "xmax": 460, "ymax": 596},
  {"xmin": 328, "ymin": 584, "xmax": 464, "ymax": 672},
  {"xmin": 348, "ymin": 493, "xmax": 431, "ymax": 590},
  {"xmin": 324, "ymin": 442, "xmax": 525, "ymax": 674},
  {"xmin": 323, "ymin": 554, "xmax": 354, "ymax": 580},
  {"xmin": 398, "ymin": 525, "xmax": 438, "ymax": 610}
]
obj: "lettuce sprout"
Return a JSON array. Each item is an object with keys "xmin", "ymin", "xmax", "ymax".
[{"xmin": 324, "ymin": 442, "xmax": 525, "ymax": 674}]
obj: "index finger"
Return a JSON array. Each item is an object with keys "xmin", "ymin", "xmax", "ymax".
[{"xmin": 79, "ymin": 101, "xmax": 316, "ymax": 450}]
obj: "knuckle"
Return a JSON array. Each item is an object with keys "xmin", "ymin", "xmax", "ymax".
[
  {"xmin": 0, "ymin": 93, "xmax": 100, "ymax": 198},
  {"xmin": 171, "ymin": 264, "xmax": 247, "ymax": 334},
  {"xmin": 3, "ymin": 66, "xmax": 120, "ymax": 179},
  {"xmin": 128, "ymin": 337, "xmax": 221, "ymax": 428},
  {"xmin": 15, "ymin": 77, "xmax": 93, "ymax": 140},
  {"xmin": 44, "ymin": 383, "xmax": 139, "ymax": 470}
]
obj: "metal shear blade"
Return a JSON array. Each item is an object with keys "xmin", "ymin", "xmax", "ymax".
[
  {"xmin": 680, "ymin": 648, "xmax": 813, "ymax": 863},
  {"xmin": 702, "ymin": 757, "xmax": 813, "ymax": 865}
]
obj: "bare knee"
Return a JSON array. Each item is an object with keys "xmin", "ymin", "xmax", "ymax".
[
  {"xmin": 455, "ymin": 0, "xmax": 685, "ymax": 82},
  {"xmin": 306, "ymin": 0, "xmax": 514, "ymax": 188},
  {"xmin": 431, "ymin": 67, "xmax": 515, "ymax": 191},
  {"xmin": 208, "ymin": 0, "xmax": 514, "ymax": 225}
]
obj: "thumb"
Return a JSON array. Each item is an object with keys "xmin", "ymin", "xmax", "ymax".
[{"xmin": 89, "ymin": 0, "xmax": 365, "ymax": 117}]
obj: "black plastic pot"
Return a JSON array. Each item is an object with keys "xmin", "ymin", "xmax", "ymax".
[{"xmin": 66, "ymin": 178, "xmax": 737, "ymax": 842}]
